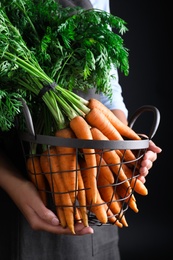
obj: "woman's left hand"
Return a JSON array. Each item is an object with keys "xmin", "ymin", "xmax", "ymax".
[{"xmin": 138, "ymin": 140, "xmax": 162, "ymax": 183}]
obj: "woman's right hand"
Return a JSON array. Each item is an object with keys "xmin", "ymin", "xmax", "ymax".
[{"xmin": 15, "ymin": 180, "xmax": 94, "ymax": 235}]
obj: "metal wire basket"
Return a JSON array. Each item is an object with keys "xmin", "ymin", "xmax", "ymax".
[{"xmin": 19, "ymin": 100, "xmax": 160, "ymax": 228}]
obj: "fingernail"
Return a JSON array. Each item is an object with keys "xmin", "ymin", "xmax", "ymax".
[{"xmin": 52, "ymin": 217, "xmax": 59, "ymax": 225}]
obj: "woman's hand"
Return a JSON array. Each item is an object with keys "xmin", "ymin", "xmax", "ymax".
[
  {"xmin": 138, "ymin": 140, "xmax": 162, "ymax": 183},
  {"xmin": 110, "ymin": 109, "xmax": 162, "ymax": 184},
  {"xmin": 16, "ymin": 181, "xmax": 94, "ymax": 235}
]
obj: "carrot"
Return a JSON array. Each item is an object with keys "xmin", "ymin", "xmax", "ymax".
[
  {"xmin": 45, "ymin": 175, "xmax": 67, "ymax": 227},
  {"xmin": 79, "ymin": 158, "xmax": 98, "ymax": 204},
  {"xmin": 112, "ymin": 193, "xmax": 129, "ymax": 227},
  {"xmin": 39, "ymin": 148, "xmax": 67, "ymax": 228},
  {"xmin": 92, "ymin": 190, "xmax": 125, "ymax": 227},
  {"xmin": 116, "ymin": 184, "xmax": 139, "ymax": 213},
  {"xmin": 88, "ymin": 98, "xmax": 141, "ymax": 140},
  {"xmin": 74, "ymin": 208, "xmax": 82, "ymax": 224},
  {"xmin": 102, "ymin": 150, "xmax": 130, "ymax": 188},
  {"xmin": 99, "ymin": 184, "xmax": 128, "ymax": 226},
  {"xmin": 106, "ymin": 207, "xmax": 123, "ymax": 228},
  {"xmin": 99, "ymin": 183, "xmax": 128, "ymax": 226},
  {"xmin": 53, "ymin": 190, "xmax": 67, "ymax": 228},
  {"xmin": 91, "ymin": 127, "xmax": 130, "ymax": 188},
  {"xmin": 77, "ymin": 165, "xmax": 89, "ymax": 227},
  {"xmin": 70, "ymin": 115, "xmax": 97, "ymax": 203},
  {"xmin": 89, "ymin": 189, "xmax": 108, "ymax": 224},
  {"xmin": 26, "ymin": 156, "xmax": 47, "ymax": 206},
  {"xmin": 86, "ymin": 108, "xmax": 137, "ymax": 163},
  {"xmin": 86, "ymin": 107, "xmax": 123, "ymax": 140},
  {"xmin": 40, "ymin": 147, "xmax": 75, "ymax": 234},
  {"xmin": 116, "ymin": 149, "xmax": 140, "ymax": 169},
  {"xmin": 96, "ymin": 158, "xmax": 128, "ymax": 227},
  {"xmin": 122, "ymin": 164, "xmax": 148, "ymax": 196},
  {"xmin": 55, "ymin": 127, "xmax": 78, "ymax": 204},
  {"xmin": 55, "ymin": 128, "xmax": 87, "ymax": 225},
  {"xmin": 95, "ymin": 154, "xmax": 114, "ymax": 184}
]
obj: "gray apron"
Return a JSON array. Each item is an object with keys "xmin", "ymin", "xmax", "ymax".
[
  {"xmin": 16, "ymin": 215, "xmax": 120, "ymax": 260},
  {"xmin": 58, "ymin": 0, "xmax": 93, "ymax": 9}
]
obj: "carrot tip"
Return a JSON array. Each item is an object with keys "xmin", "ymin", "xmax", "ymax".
[{"xmin": 71, "ymin": 228, "xmax": 76, "ymax": 234}]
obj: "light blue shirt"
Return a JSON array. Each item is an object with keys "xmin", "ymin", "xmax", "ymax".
[{"xmin": 89, "ymin": 0, "xmax": 128, "ymax": 117}]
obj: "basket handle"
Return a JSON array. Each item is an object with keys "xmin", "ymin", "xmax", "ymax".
[
  {"xmin": 19, "ymin": 98, "xmax": 35, "ymax": 136},
  {"xmin": 128, "ymin": 105, "xmax": 160, "ymax": 139}
]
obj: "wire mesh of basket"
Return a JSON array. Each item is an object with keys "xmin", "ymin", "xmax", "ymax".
[{"xmin": 19, "ymin": 100, "xmax": 160, "ymax": 228}]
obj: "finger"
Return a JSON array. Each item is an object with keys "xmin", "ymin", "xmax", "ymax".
[
  {"xmin": 40, "ymin": 210, "xmax": 60, "ymax": 226},
  {"xmin": 137, "ymin": 175, "xmax": 146, "ymax": 184},
  {"xmin": 140, "ymin": 157, "xmax": 153, "ymax": 170},
  {"xmin": 142, "ymin": 151, "xmax": 157, "ymax": 163},
  {"xmin": 139, "ymin": 166, "xmax": 149, "ymax": 177},
  {"xmin": 75, "ymin": 224, "xmax": 94, "ymax": 235},
  {"xmin": 25, "ymin": 190, "xmax": 60, "ymax": 226},
  {"xmin": 148, "ymin": 140, "xmax": 162, "ymax": 153}
]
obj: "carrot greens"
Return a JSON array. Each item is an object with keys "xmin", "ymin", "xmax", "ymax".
[
  {"xmin": 0, "ymin": 90, "xmax": 23, "ymax": 131},
  {"xmin": 0, "ymin": 0, "xmax": 129, "ymax": 134}
]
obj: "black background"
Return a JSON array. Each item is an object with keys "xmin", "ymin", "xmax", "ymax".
[
  {"xmin": 110, "ymin": 0, "xmax": 172, "ymax": 259},
  {"xmin": 0, "ymin": 1, "xmax": 172, "ymax": 259}
]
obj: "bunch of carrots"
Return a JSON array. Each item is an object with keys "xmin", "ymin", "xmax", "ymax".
[{"xmin": 26, "ymin": 98, "xmax": 148, "ymax": 234}]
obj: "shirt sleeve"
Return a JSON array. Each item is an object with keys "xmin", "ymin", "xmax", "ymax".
[
  {"xmin": 99, "ymin": 67, "xmax": 128, "ymax": 118},
  {"xmin": 90, "ymin": 0, "xmax": 128, "ymax": 118},
  {"xmin": 90, "ymin": 0, "xmax": 110, "ymax": 12}
]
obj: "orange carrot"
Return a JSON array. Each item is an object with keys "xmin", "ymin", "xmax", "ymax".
[
  {"xmin": 112, "ymin": 194, "xmax": 129, "ymax": 227},
  {"xmin": 96, "ymin": 159, "xmax": 128, "ymax": 227},
  {"xmin": 74, "ymin": 208, "xmax": 82, "ymax": 224},
  {"xmin": 102, "ymin": 150, "xmax": 130, "ymax": 188},
  {"xmin": 116, "ymin": 149, "xmax": 140, "ymax": 169},
  {"xmin": 77, "ymin": 165, "xmax": 89, "ymax": 227},
  {"xmin": 96, "ymin": 154, "xmax": 114, "ymax": 184},
  {"xmin": 91, "ymin": 190, "xmax": 124, "ymax": 227},
  {"xmin": 106, "ymin": 207, "xmax": 123, "ymax": 228},
  {"xmin": 88, "ymin": 98, "xmax": 141, "ymax": 140},
  {"xmin": 55, "ymin": 127, "xmax": 78, "ymax": 204},
  {"xmin": 86, "ymin": 108, "xmax": 137, "ymax": 163},
  {"xmin": 122, "ymin": 164, "xmax": 148, "ymax": 196},
  {"xmin": 116, "ymin": 184, "xmax": 139, "ymax": 213},
  {"xmin": 53, "ymin": 190, "xmax": 67, "ymax": 228},
  {"xmin": 86, "ymin": 107, "xmax": 123, "ymax": 140},
  {"xmin": 39, "ymin": 149, "xmax": 67, "ymax": 228},
  {"xmin": 42, "ymin": 164, "xmax": 67, "ymax": 228},
  {"xmin": 91, "ymin": 127, "xmax": 130, "ymax": 188},
  {"xmin": 70, "ymin": 115, "xmax": 97, "ymax": 203},
  {"xmin": 79, "ymin": 158, "xmax": 98, "ymax": 204},
  {"xmin": 55, "ymin": 128, "xmax": 87, "ymax": 225},
  {"xmin": 26, "ymin": 156, "xmax": 47, "ymax": 206},
  {"xmin": 89, "ymin": 190, "xmax": 108, "ymax": 224},
  {"xmin": 81, "ymin": 155, "xmax": 125, "ymax": 227},
  {"xmin": 40, "ymin": 147, "xmax": 75, "ymax": 234}
]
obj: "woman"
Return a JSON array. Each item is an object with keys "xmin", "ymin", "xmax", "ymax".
[{"xmin": 0, "ymin": 0, "xmax": 162, "ymax": 259}]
